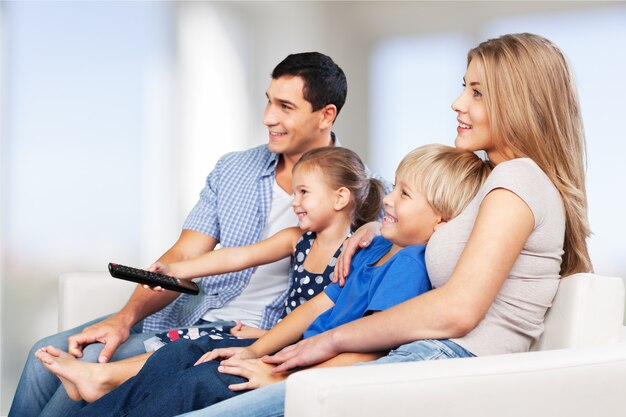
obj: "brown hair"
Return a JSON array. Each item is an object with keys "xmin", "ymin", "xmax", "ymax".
[
  {"xmin": 396, "ymin": 144, "xmax": 492, "ymax": 221},
  {"xmin": 468, "ymin": 33, "xmax": 592, "ymax": 276},
  {"xmin": 294, "ymin": 147, "xmax": 384, "ymax": 230}
]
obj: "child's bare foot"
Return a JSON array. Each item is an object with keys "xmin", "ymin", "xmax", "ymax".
[
  {"xmin": 35, "ymin": 346, "xmax": 115, "ymax": 403},
  {"xmin": 36, "ymin": 346, "xmax": 81, "ymax": 401}
]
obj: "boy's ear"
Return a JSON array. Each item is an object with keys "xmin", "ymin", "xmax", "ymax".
[
  {"xmin": 319, "ymin": 104, "xmax": 337, "ymax": 129},
  {"xmin": 334, "ymin": 187, "xmax": 351, "ymax": 211},
  {"xmin": 434, "ymin": 217, "xmax": 448, "ymax": 231}
]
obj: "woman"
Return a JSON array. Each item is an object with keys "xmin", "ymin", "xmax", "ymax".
[{"xmin": 179, "ymin": 32, "xmax": 593, "ymax": 417}]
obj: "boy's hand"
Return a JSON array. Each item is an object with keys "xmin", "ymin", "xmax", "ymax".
[
  {"xmin": 194, "ymin": 346, "xmax": 256, "ymax": 366},
  {"xmin": 334, "ymin": 221, "xmax": 382, "ymax": 286}
]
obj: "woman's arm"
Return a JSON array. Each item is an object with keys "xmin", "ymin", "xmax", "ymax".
[
  {"xmin": 267, "ymin": 188, "xmax": 535, "ymax": 372},
  {"xmin": 152, "ymin": 227, "xmax": 302, "ymax": 279}
]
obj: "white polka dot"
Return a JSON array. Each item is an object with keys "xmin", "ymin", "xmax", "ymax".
[
  {"xmin": 296, "ymin": 252, "xmax": 305, "ymax": 262},
  {"xmin": 315, "ymin": 276, "xmax": 324, "ymax": 284},
  {"xmin": 305, "ymin": 248, "xmax": 310, "ymax": 255},
  {"xmin": 308, "ymin": 289, "xmax": 315, "ymax": 295},
  {"xmin": 299, "ymin": 297, "xmax": 307, "ymax": 304},
  {"xmin": 291, "ymin": 301, "xmax": 297, "ymax": 307},
  {"xmin": 297, "ymin": 265, "xmax": 304, "ymax": 273},
  {"xmin": 297, "ymin": 287, "xmax": 302, "ymax": 293},
  {"xmin": 329, "ymin": 257, "xmax": 337, "ymax": 267},
  {"xmin": 300, "ymin": 276, "xmax": 310, "ymax": 285}
]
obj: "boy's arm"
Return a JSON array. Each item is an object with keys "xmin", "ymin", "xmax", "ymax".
[{"xmin": 156, "ymin": 227, "xmax": 302, "ymax": 279}]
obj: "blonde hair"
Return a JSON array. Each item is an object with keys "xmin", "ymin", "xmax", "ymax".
[
  {"xmin": 396, "ymin": 144, "xmax": 492, "ymax": 221},
  {"xmin": 468, "ymin": 33, "xmax": 592, "ymax": 276},
  {"xmin": 294, "ymin": 147, "xmax": 384, "ymax": 230}
]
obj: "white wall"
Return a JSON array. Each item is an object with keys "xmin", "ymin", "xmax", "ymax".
[{"xmin": 1, "ymin": 1, "xmax": 623, "ymax": 413}]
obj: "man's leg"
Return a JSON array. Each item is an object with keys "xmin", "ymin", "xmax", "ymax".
[{"xmin": 8, "ymin": 315, "xmax": 151, "ymax": 417}]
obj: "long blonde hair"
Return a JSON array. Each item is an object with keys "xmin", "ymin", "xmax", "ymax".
[{"xmin": 468, "ymin": 33, "xmax": 592, "ymax": 276}]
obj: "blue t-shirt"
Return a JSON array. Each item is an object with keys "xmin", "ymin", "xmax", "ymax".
[{"xmin": 303, "ymin": 236, "xmax": 431, "ymax": 339}]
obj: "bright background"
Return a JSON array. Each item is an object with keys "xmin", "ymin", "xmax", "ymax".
[{"xmin": 1, "ymin": 1, "xmax": 625, "ymax": 412}]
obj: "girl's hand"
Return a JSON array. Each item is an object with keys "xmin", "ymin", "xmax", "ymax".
[
  {"xmin": 262, "ymin": 332, "xmax": 339, "ymax": 373},
  {"xmin": 142, "ymin": 262, "xmax": 172, "ymax": 292},
  {"xmin": 230, "ymin": 321, "xmax": 268, "ymax": 339},
  {"xmin": 217, "ymin": 358, "xmax": 289, "ymax": 391},
  {"xmin": 334, "ymin": 221, "xmax": 382, "ymax": 286},
  {"xmin": 194, "ymin": 347, "xmax": 256, "ymax": 366}
]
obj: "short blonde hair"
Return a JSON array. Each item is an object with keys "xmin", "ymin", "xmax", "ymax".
[{"xmin": 396, "ymin": 144, "xmax": 492, "ymax": 221}]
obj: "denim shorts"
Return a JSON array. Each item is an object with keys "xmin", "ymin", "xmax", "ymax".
[{"xmin": 369, "ymin": 339, "xmax": 475, "ymax": 365}]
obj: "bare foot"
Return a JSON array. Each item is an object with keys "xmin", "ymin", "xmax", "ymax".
[
  {"xmin": 36, "ymin": 346, "xmax": 82, "ymax": 401},
  {"xmin": 35, "ymin": 346, "xmax": 115, "ymax": 402}
]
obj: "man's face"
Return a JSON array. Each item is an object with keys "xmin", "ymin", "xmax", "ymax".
[{"xmin": 263, "ymin": 76, "xmax": 324, "ymax": 158}]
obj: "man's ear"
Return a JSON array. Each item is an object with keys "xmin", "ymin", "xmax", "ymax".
[
  {"xmin": 334, "ymin": 187, "xmax": 351, "ymax": 211},
  {"xmin": 319, "ymin": 104, "xmax": 337, "ymax": 129}
]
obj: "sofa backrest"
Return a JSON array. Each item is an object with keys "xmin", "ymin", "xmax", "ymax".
[{"xmin": 531, "ymin": 273, "xmax": 625, "ymax": 351}]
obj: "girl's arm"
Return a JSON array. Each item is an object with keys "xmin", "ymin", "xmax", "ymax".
[
  {"xmin": 267, "ymin": 188, "xmax": 535, "ymax": 372},
  {"xmin": 152, "ymin": 227, "xmax": 303, "ymax": 279}
]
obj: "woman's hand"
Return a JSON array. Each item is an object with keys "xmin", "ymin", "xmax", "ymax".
[
  {"xmin": 334, "ymin": 221, "xmax": 382, "ymax": 286},
  {"xmin": 217, "ymin": 358, "xmax": 289, "ymax": 391},
  {"xmin": 230, "ymin": 321, "xmax": 268, "ymax": 339},
  {"xmin": 194, "ymin": 346, "xmax": 256, "ymax": 366},
  {"xmin": 261, "ymin": 332, "xmax": 339, "ymax": 373}
]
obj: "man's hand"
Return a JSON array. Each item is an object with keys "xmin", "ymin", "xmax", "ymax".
[
  {"xmin": 334, "ymin": 221, "xmax": 381, "ymax": 286},
  {"xmin": 217, "ymin": 358, "xmax": 289, "ymax": 391},
  {"xmin": 262, "ymin": 332, "xmax": 339, "ymax": 373},
  {"xmin": 67, "ymin": 315, "xmax": 131, "ymax": 363}
]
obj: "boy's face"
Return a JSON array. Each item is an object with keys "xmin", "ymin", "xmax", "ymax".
[
  {"xmin": 381, "ymin": 174, "xmax": 442, "ymax": 248},
  {"xmin": 263, "ymin": 75, "xmax": 326, "ymax": 159}
]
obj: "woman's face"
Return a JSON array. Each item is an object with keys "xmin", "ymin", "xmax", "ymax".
[{"xmin": 451, "ymin": 59, "xmax": 506, "ymax": 164}]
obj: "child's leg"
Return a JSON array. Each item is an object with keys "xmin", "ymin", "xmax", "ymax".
[
  {"xmin": 36, "ymin": 346, "xmax": 152, "ymax": 402},
  {"xmin": 76, "ymin": 337, "xmax": 256, "ymax": 416}
]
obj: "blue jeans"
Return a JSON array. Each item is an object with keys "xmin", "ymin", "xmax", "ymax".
[
  {"xmin": 8, "ymin": 316, "xmax": 152, "ymax": 417},
  {"xmin": 76, "ymin": 336, "xmax": 254, "ymax": 417},
  {"xmin": 8, "ymin": 316, "xmax": 234, "ymax": 417},
  {"xmin": 179, "ymin": 339, "xmax": 474, "ymax": 417}
]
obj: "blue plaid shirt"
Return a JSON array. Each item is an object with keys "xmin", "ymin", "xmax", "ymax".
[{"xmin": 143, "ymin": 138, "xmax": 391, "ymax": 333}]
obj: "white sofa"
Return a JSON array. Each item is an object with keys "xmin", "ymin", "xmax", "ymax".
[{"xmin": 59, "ymin": 272, "xmax": 626, "ymax": 416}]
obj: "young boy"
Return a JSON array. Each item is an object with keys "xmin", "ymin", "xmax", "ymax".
[{"xmin": 67, "ymin": 144, "xmax": 493, "ymax": 417}]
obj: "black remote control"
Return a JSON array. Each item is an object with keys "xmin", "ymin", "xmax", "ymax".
[{"xmin": 108, "ymin": 263, "xmax": 200, "ymax": 295}]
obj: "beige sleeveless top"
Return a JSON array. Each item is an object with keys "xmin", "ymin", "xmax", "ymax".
[{"xmin": 425, "ymin": 158, "xmax": 565, "ymax": 356}]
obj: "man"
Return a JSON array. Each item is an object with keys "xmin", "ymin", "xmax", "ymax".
[{"xmin": 9, "ymin": 52, "xmax": 357, "ymax": 417}]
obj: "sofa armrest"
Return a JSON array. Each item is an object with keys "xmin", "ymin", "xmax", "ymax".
[
  {"xmin": 58, "ymin": 272, "xmax": 136, "ymax": 331},
  {"xmin": 285, "ymin": 340, "xmax": 626, "ymax": 417}
]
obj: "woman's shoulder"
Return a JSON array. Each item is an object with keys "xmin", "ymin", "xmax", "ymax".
[{"xmin": 484, "ymin": 158, "xmax": 563, "ymax": 226}]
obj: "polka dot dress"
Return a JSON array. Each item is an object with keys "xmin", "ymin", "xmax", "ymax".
[{"xmin": 283, "ymin": 231, "xmax": 347, "ymax": 317}]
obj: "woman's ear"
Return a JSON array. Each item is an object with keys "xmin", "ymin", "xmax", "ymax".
[{"xmin": 334, "ymin": 187, "xmax": 351, "ymax": 211}]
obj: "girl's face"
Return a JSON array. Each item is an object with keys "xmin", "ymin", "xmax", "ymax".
[
  {"xmin": 451, "ymin": 59, "xmax": 506, "ymax": 164},
  {"xmin": 381, "ymin": 174, "xmax": 442, "ymax": 248},
  {"xmin": 291, "ymin": 165, "xmax": 339, "ymax": 232}
]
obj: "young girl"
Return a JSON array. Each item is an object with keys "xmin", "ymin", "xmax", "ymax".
[
  {"xmin": 199, "ymin": 32, "xmax": 593, "ymax": 417},
  {"xmin": 66, "ymin": 144, "xmax": 491, "ymax": 417},
  {"xmin": 35, "ymin": 146, "xmax": 384, "ymax": 404}
]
